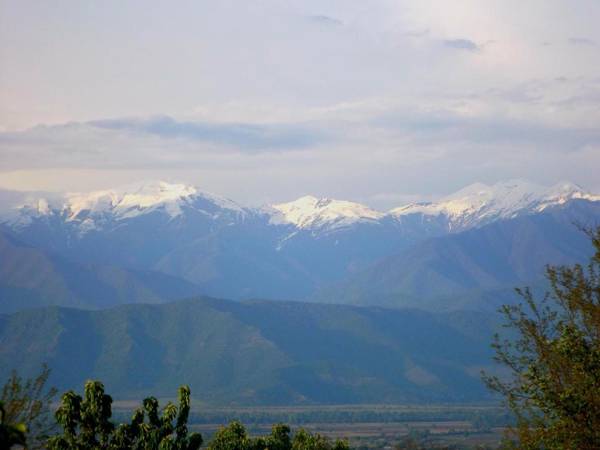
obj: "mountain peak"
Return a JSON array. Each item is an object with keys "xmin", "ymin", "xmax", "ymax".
[
  {"xmin": 545, "ymin": 180, "xmax": 585, "ymax": 197},
  {"xmin": 2, "ymin": 179, "xmax": 597, "ymax": 235},
  {"xmin": 446, "ymin": 179, "xmax": 544, "ymax": 200},
  {"xmin": 65, "ymin": 180, "xmax": 199, "ymax": 219},
  {"xmin": 389, "ymin": 180, "xmax": 596, "ymax": 229},
  {"xmin": 269, "ymin": 195, "xmax": 383, "ymax": 230},
  {"xmin": 1, "ymin": 181, "xmax": 246, "ymax": 229}
]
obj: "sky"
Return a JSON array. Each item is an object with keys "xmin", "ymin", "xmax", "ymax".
[{"xmin": 1, "ymin": 0, "xmax": 599, "ymax": 208}]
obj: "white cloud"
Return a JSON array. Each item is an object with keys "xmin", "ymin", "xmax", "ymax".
[
  {"xmin": 0, "ymin": 0, "xmax": 599, "ymax": 205},
  {"xmin": 443, "ymin": 39, "xmax": 480, "ymax": 51}
]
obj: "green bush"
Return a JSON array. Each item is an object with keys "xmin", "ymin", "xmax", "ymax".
[
  {"xmin": 483, "ymin": 227, "xmax": 600, "ymax": 449},
  {"xmin": 47, "ymin": 381, "xmax": 202, "ymax": 450}
]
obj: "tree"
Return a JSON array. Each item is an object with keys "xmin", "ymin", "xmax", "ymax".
[
  {"xmin": 482, "ymin": 227, "xmax": 600, "ymax": 449},
  {"xmin": 0, "ymin": 401, "xmax": 27, "ymax": 449},
  {"xmin": 207, "ymin": 421, "xmax": 349, "ymax": 450},
  {"xmin": 264, "ymin": 423, "xmax": 292, "ymax": 450},
  {"xmin": 291, "ymin": 428, "xmax": 349, "ymax": 450},
  {"xmin": 47, "ymin": 381, "xmax": 202, "ymax": 450},
  {"xmin": 115, "ymin": 385, "xmax": 203, "ymax": 450},
  {"xmin": 207, "ymin": 420, "xmax": 254, "ymax": 450},
  {"xmin": 47, "ymin": 380, "xmax": 115, "ymax": 449},
  {"xmin": 1, "ymin": 363, "xmax": 57, "ymax": 449}
]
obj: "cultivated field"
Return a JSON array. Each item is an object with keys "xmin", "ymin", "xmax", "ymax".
[{"xmin": 112, "ymin": 403, "xmax": 508, "ymax": 449}]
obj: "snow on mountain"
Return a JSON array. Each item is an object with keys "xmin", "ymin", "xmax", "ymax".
[
  {"xmin": 0, "ymin": 191, "xmax": 65, "ymax": 228},
  {"xmin": 389, "ymin": 180, "xmax": 599, "ymax": 230},
  {"xmin": 268, "ymin": 195, "xmax": 384, "ymax": 231},
  {"xmin": 537, "ymin": 181, "xmax": 599, "ymax": 209},
  {"xmin": 1, "ymin": 179, "xmax": 598, "ymax": 235},
  {"xmin": 0, "ymin": 181, "xmax": 247, "ymax": 231},
  {"xmin": 65, "ymin": 181, "xmax": 194, "ymax": 220},
  {"xmin": 64, "ymin": 181, "xmax": 245, "ymax": 221}
]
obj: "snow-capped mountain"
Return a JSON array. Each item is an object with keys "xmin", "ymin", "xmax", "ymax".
[
  {"xmin": 65, "ymin": 181, "xmax": 200, "ymax": 220},
  {"xmin": 1, "ymin": 179, "xmax": 598, "ymax": 302},
  {"xmin": 264, "ymin": 179, "xmax": 599, "ymax": 234},
  {"xmin": 268, "ymin": 195, "xmax": 383, "ymax": 231},
  {"xmin": 64, "ymin": 181, "xmax": 246, "ymax": 220},
  {"xmin": 2, "ymin": 179, "xmax": 597, "ymax": 235},
  {"xmin": 2, "ymin": 181, "xmax": 248, "ymax": 232},
  {"xmin": 389, "ymin": 180, "xmax": 599, "ymax": 231}
]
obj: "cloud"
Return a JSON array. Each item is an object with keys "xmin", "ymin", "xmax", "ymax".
[
  {"xmin": 371, "ymin": 108, "xmax": 600, "ymax": 153},
  {"xmin": 443, "ymin": 39, "xmax": 480, "ymax": 51},
  {"xmin": 1, "ymin": 1, "xmax": 600, "ymax": 204},
  {"xmin": 88, "ymin": 116, "xmax": 325, "ymax": 152},
  {"xmin": 569, "ymin": 37, "xmax": 596, "ymax": 46},
  {"xmin": 307, "ymin": 15, "xmax": 343, "ymax": 26},
  {"xmin": 402, "ymin": 29, "xmax": 430, "ymax": 38},
  {"xmin": 0, "ymin": 117, "xmax": 336, "ymax": 186},
  {"xmin": 1, "ymin": 93, "xmax": 599, "ymax": 208}
]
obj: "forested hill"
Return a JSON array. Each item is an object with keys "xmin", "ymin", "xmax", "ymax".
[
  {"xmin": 0, "ymin": 297, "xmax": 499, "ymax": 405},
  {"xmin": 0, "ymin": 231, "xmax": 204, "ymax": 313}
]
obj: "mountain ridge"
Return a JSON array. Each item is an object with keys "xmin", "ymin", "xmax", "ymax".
[
  {"xmin": 1, "ymin": 179, "xmax": 598, "ymax": 304},
  {"xmin": 0, "ymin": 297, "xmax": 498, "ymax": 404},
  {"xmin": 315, "ymin": 198, "xmax": 600, "ymax": 310},
  {"xmin": 0, "ymin": 231, "xmax": 204, "ymax": 313},
  {"xmin": 2, "ymin": 179, "xmax": 597, "ymax": 235}
]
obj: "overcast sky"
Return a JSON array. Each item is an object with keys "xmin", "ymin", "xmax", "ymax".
[{"xmin": 1, "ymin": 0, "xmax": 599, "ymax": 208}]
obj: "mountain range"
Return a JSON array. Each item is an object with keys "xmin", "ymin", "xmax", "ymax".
[
  {"xmin": 1, "ymin": 179, "xmax": 599, "ymax": 404},
  {"xmin": 317, "ymin": 199, "xmax": 600, "ymax": 311},
  {"xmin": 0, "ymin": 297, "xmax": 498, "ymax": 404},
  {"xmin": 0, "ymin": 231, "xmax": 203, "ymax": 313},
  {"xmin": 1, "ymin": 179, "xmax": 599, "ymax": 311}
]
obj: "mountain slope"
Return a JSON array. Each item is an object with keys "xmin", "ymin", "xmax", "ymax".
[
  {"xmin": 0, "ymin": 182, "xmax": 418, "ymax": 300},
  {"xmin": 268, "ymin": 196, "xmax": 383, "ymax": 232},
  {"xmin": 0, "ymin": 232, "xmax": 203, "ymax": 313},
  {"xmin": 0, "ymin": 297, "xmax": 498, "ymax": 404},
  {"xmin": 1, "ymin": 180, "xmax": 598, "ymax": 303},
  {"xmin": 389, "ymin": 180, "xmax": 599, "ymax": 231},
  {"xmin": 318, "ymin": 199, "xmax": 600, "ymax": 310}
]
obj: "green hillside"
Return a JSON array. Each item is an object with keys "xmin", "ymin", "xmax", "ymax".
[
  {"xmin": 0, "ymin": 232, "xmax": 204, "ymax": 313},
  {"xmin": 0, "ymin": 297, "xmax": 499, "ymax": 405}
]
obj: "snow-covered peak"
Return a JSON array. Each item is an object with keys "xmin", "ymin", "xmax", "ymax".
[
  {"xmin": 268, "ymin": 195, "xmax": 383, "ymax": 230},
  {"xmin": 389, "ymin": 179, "xmax": 598, "ymax": 229},
  {"xmin": 0, "ymin": 191, "xmax": 65, "ymax": 228},
  {"xmin": 2, "ymin": 179, "xmax": 597, "ymax": 236},
  {"xmin": 63, "ymin": 180, "xmax": 248, "ymax": 221},
  {"xmin": 538, "ymin": 181, "xmax": 597, "ymax": 206},
  {"xmin": 65, "ymin": 181, "xmax": 198, "ymax": 219},
  {"xmin": 0, "ymin": 181, "xmax": 248, "ymax": 233}
]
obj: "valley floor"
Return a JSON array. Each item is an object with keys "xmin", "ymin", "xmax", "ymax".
[{"xmin": 111, "ymin": 403, "xmax": 508, "ymax": 449}]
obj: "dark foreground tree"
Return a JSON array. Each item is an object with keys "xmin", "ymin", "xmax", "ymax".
[
  {"xmin": 0, "ymin": 400, "xmax": 27, "ymax": 449},
  {"xmin": 1, "ymin": 363, "xmax": 57, "ymax": 449},
  {"xmin": 207, "ymin": 420, "xmax": 253, "ymax": 450},
  {"xmin": 291, "ymin": 428, "xmax": 349, "ymax": 450},
  {"xmin": 208, "ymin": 421, "xmax": 349, "ymax": 450},
  {"xmin": 47, "ymin": 380, "xmax": 202, "ymax": 450},
  {"xmin": 44, "ymin": 380, "xmax": 350, "ymax": 450},
  {"xmin": 482, "ymin": 227, "xmax": 600, "ymax": 449}
]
